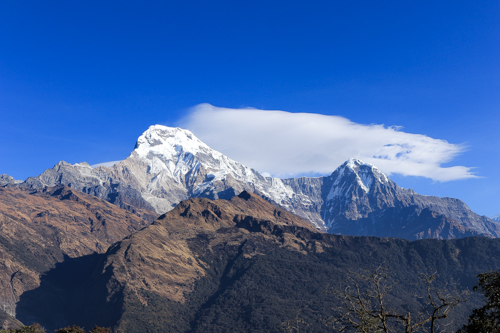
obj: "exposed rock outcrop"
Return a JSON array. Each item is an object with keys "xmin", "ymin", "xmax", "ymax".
[{"xmin": 0, "ymin": 175, "xmax": 21, "ymax": 186}]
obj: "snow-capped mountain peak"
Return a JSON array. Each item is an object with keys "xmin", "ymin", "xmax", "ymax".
[
  {"xmin": 131, "ymin": 125, "xmax": 229, "ymax": 183},
  {"xmin": 345, "ymin": 157, "xmax": 365, "ymax": 170},
  {"xmin": 22, "ymin": 124, "xmax": 498, "ymax": 239},
  {"xmin": 123, "ymin": 125, "xmax": 302, "ymax": 218},
  {"xmin": 333, "ymin": 158, "xmax": 389, "ymax": 194},
  {"xmin": 134, "ymin": 125, "xmax": 207, "ymax": 158}
]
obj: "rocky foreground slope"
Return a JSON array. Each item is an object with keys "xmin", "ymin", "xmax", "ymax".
[
  {"xmin": 12, "ymin": 191, "xmax": 500, "ymax": 332},
  {"xmin": 19, "ymin": 125, "xmax": 499, "ymax": 240}
]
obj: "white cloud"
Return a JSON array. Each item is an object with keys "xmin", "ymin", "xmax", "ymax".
[
  {"xmin": 90, "ymin": 161, "xmax": 122, "ymax": 168},
  {"xmin": 177, "ymin": 103, "xmax": 477, "ymax": 182}
]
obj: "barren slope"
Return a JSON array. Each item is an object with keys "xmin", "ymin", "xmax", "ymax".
[{"xmin": 0, "ymin": 185, "xmax": 149, "ymax": 323}]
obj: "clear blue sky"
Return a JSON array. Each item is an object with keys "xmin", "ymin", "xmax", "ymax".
[{"xmin": 1, "ymin": 1, "xmax": 499, "ymax": 216}]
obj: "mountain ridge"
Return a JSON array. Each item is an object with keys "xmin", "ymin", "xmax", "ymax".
[
  {"xmin": 13, "ymin": 124, "xmax": 500, "ymax": 240},
  {"xmin": 13, "ymin": 191, "xmax": 500, "ymax": 332}
]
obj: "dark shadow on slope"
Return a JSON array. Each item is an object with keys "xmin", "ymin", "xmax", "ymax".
[
  {"xmin": 189, "ymin": 240, "xmax": 254, "ymax": 326},
  {"xmin": 16, "ymin": 252, "xmax": 123, "ymax": 332}
]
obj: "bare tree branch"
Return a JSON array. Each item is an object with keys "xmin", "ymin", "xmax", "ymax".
[{"xmin": 325, "ymin": 267, "xmax": 468, "ymax": 333}]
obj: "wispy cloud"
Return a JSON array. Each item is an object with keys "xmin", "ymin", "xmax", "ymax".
[{"xmin": 177, "ymin": 104, "xmax": 476, "ymax": 182}]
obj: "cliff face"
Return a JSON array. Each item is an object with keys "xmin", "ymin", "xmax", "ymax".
[
  {"xmin": 0, "ymin": 185, "xmax": 149, "ymax": 320},
  {"xmin": 314, "ymin": 159, "xmax": 500, "ymax": 239},
  {"xmin": 23, "ymin": 161, "xmax": 159, "ymax": 223},
  {"xmin": 0, "ymin": 175, "xmax": 22, "ymax": 186}
]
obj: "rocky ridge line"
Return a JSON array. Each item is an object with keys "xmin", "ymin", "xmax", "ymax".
[{"xmin": 16, "ymin": 125, "xmax": 500, "ymax": 240}]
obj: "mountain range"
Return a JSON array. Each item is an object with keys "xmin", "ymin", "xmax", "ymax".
[
  {"xmin": 1, "ymin": 124, "xmax": 500, "ymax": 331},
  {"xmin": 8, "ymin": 124, "xmax": 498, "ymax": 241}
]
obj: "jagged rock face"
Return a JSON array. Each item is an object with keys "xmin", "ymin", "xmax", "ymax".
[
  {"xmin": 20, "ymin": 125, "xmax": 500, "ymax": 239},
  {"xmin": 492, "ymin": 214, "xmax": 500, "ymax": 223},
  {"xmin": 123, "ymin": 126, "xmax": 301, "ymax": 215},
  {"xmin": 316, "ymin": 159, "xmax": 500, "ymax": 239},
  {"xmin": 0, "ymin": 185, "xmax": 148, "ymax": 320},
  {"xmin": 322, "ymin": 159, "xmax": 395, "ymax": 224},
  {"xmin": 0, "ymin": 175, "xmax": 21, "ymax": 186},
  {"xmin": 24, "ymin": 161, "xmax": 158, "ymax": 222},
  {"xmin": 280, "ymin": 177, "xmax": 324, "ymax": 229}
]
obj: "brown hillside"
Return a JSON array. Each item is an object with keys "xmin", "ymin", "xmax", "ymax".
[
  {"xmin": 97, "ymin": 191, "xmax": 322, "ymax": 306},
  {"xmin": 0, "ymin": 185, "xmax": 149, "ymax": 322},
  {"xmin": 16, "ymin": 191, "xmax": 500, "ymax": 333}
]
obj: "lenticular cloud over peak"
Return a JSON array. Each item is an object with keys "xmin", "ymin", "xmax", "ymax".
[{"xmin": 177, "ymin": 104, "xmax": 476, "ymax": 182}]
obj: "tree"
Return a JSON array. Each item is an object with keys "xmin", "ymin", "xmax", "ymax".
[
  {"xmin": 0, "ymin": 324, "xmax": 111, "ymax": 333},
  {"xmin": 54, "ymin": 326, "xmax": 86, "ymax": 333},
  {"xmin": 88, "ymin": 327, "xmax": 112, "ymax": 333},
  {"xmin": 325, "ymin": 266, "xmax": 468, "ymax": 333},
  {"xmin": 281, "ymin": 304, "xmax": 311, "ymax": 333},
  {"xmin": 0, "ymin": 323, "xmax": 45, "ymax": 333},
  {"xmin": 458, "ymin": 270, "xmax": 500, "ymax": 332}
]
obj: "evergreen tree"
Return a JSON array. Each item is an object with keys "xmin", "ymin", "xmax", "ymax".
[{"xmin": 459, "ymin": 270, "xmax": 500, "ymax": 332}]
